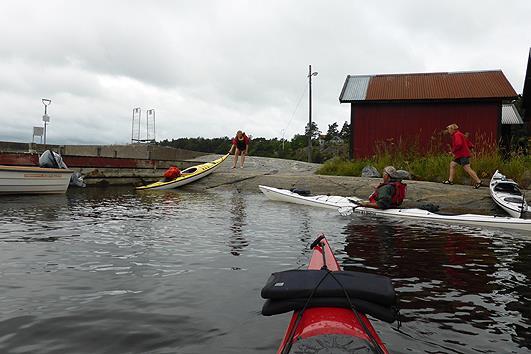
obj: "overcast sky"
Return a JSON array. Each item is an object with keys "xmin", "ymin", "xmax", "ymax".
[{"xmin": 1, "ymin": 0, "xmax": 530, "ymax": 145}]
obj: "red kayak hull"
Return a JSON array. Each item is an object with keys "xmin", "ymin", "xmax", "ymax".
[{"xmin": 276, "ymin": 236, "xmax": 388, "ymax": 353}]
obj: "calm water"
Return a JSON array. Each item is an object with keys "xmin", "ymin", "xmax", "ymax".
[{"xmin": 0, "ymin": 187, "xmax": 529, "ymax": 354}]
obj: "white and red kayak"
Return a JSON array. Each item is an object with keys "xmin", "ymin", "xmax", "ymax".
[
  {"xmin": 259, "ymin": 185, "xmax": 531, "ymax": 232},
  {"xmin": 261, "ymin": 235, "xmax": 396, "ymax": 353}
]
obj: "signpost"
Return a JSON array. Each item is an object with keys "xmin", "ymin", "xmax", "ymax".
[{"xmin": 42, "ymin": 98, "xmax": 51, "ymax": 145}]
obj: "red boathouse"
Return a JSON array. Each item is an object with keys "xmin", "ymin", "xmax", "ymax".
[{"xmin": 339, "ymin": 70, "xmax": 519, "ymax": 158}]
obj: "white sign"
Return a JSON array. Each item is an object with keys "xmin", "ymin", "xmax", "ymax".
[
  {"xmin": 42, "ymin": 114, "xmax": 50, "ymax": 122},
  {"xmin": 33, "ymin": 126, "xmax": 44, "ymax": 136}
]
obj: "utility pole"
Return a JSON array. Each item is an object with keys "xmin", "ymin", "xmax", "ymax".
[{"xmin": 307, "ymin": 65, "xmax": 318, "ymax": 163}]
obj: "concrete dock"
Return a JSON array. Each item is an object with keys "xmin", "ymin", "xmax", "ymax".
[{"xmin": 0, "ymin": 141, "xmax": 205, "ymax": 185}]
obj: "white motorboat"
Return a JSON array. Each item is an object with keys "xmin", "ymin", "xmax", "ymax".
[
  {"xmin": 490, "ymin": 170, "xmax": 528, "ymax": 218},
  {"xmin": 0, "ymin": 165, "xmax": 73, "ymax": 195},
  {"xmin": 259, "ymin": 185, "xmax": 531, "ymax": 232}
]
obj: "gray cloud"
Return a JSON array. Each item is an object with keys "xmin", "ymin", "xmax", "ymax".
[{"xmin": 0, "ymin": 1, "xmax": 529, "ymax": 144}]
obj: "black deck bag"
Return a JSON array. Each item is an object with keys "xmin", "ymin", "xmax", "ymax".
[
  {"xmin": 290, "ymin": 188, "xmax": 312, "ymax": 196},
  {"xmin": 261, "ymin": 269, "xmax": 395, "ymax": 307},
  {"xmin": 261, "ymin": 297, "xmax": 398, "ymax": 323}
]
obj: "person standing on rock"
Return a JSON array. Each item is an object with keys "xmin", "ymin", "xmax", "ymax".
[
  {"xmin": 443, "ymin": 124, "xmax": 482, "ymax": 189},
  {"xmin": 229, "ymin": 131, "xmax": 250, "ymax": 169},
  {"xmin": 357, "ymin": 166, "xmax": 407, "ymax": 209}
]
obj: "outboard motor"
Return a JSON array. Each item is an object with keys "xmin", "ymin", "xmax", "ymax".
[
  {"xmin": 69, "ymin": 171, "xmax": 86, "ymax": 188},
  {"xmin": 39, "ymin": 150, "xmax": 86, "ymax": 187}
]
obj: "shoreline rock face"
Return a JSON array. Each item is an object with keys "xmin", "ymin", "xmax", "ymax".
[{"xmin": 186, "ymin": 155, "xmax": 529, "ymax": 217}]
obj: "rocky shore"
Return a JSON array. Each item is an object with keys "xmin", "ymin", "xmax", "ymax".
[{"xmin": 184, "ymin": 155, "xmax": 526, "ymax": 216}]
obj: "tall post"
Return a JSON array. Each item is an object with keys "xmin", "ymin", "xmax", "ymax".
[
  {"xmin": 146, "ymin": 109, "xmax": 156, "ymax": 142},
  {"xmin": 137, "ymin": 108, "xmax": 141, "ymax": 142},
  {"xmin": 131, "ymin": 107, "xmax": 141, "ymax": 143},
  {"xmin": 42, "ymin": 99, "xmax": 51, "ymax": 146},
  {"xmin": 131, "ymin": 109, "xmax": 135, "ymax": 143},
  {"xmin": 152, "ymin": 109, "xmax": 156, "ymax": 141},
  {"xmin": 44, "ymin": 104, "xmax": 47, "ymax": 145},
  {"xmin": 308, "ymin": 65, "xmax": 312, "ymax": 163}
]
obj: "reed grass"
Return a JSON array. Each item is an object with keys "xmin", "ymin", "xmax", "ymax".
[{"xmin": 317, "ymin": 132, "xmax": 530, "ymax": 188}]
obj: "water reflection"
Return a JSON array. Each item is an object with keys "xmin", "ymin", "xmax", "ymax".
[
  {"xmin": 341, "ymin": 220, "xmax": 529, "ymax": 352},
  {"xmin": 0, "ymin": 188, "xmax": 529, "ymax": 353},
  {"xmin": 228, "ymin": 191, "xmax": 249, "ymax": 256},
  {"xmin": 0, "ymin": 194, "xmax": 71, "ymax": 242},
  {"xmin": 0, "ymin": 193, "xmax": 68, "ymax": 220},
  {"xmin": 501, "ymin": 242, "xmax": 530, "ymax": 348},
  {"xmin": 295, "ymin": 208, "xmax": 313, "ymax": 246}
]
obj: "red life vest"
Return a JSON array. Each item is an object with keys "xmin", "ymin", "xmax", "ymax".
[
  {"xmin": 163, "ymin": 166, "xmax": 181, "ymax": 179},
  {"xmin": 369, "ymin": 181, "xmax": 407, "ymax": 207}
]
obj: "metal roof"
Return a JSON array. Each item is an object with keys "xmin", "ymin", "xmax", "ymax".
[
  {"xmin": 340, "ymin": 75, "xmax": 370, "ymax": 101},
  {"xmin": 339, "ymin": 70, "xmax": 518, "ymax": 102},
  {"xmin": 502, "ymin": 104, "xmax": 524, "ymax": 125}
]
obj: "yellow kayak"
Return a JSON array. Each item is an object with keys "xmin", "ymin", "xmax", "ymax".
[{"xmin": 136, "ymin": 154, "xmax": 229, "ymax": 190}]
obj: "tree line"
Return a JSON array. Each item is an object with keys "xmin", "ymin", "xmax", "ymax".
[{"xmin": 158, "ymin": 121, "xmax": 351, "ymax": 163}]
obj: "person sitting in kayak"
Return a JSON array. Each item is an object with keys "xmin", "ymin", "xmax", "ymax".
[
  {"xmin": 162, "ymin": 165, "xmax": 181, "ymax": 181},
  {"xmin": 228, "ymin": 130, "xmax": 250, "ymax": 169},
  {"xmin": 357, "ymin": 166, "xmax": 407, "ymax": 209}
]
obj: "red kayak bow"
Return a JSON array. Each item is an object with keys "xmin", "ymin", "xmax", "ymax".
[{"xmin": 262, "ymin": 235, "xmax": 395, "ymax": 354}]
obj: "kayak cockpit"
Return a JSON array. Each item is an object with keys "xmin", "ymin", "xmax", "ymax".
[
  {"xmin": 289, "ymin": 333, "xmax": 382, "ymax": 354},
  {"xmin": 493, "ymin": 182, "xmax": 522, "ymax": 195}
]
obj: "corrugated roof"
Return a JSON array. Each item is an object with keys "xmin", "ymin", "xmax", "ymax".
[
  {"xmin": 502, "ymin": 104, "xmax": 524, "ymax": 125},
  {"xmin": 339, "ymin": 70, "xmax": 517, "ymax": 102},
  {"xmin": 341, "ymin": 75, "xmax": 370, "ymax": 101}
]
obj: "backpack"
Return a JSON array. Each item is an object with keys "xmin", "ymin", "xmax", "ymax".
[
  {"xmin": 390, "ymin": 181, "xmax": 407, "ymax": 206},
  {"xmin": 163, "ymin": 166, "xmax": 181, "ymax": 180}
]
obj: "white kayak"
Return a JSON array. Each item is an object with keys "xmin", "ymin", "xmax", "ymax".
[
  {"xmin": 259, "ymin": 185, "xmax": 531, "ymax": 232},
  {"xmin": 489, "ymin": 170, "xmax": 528, "ymax": 218}
]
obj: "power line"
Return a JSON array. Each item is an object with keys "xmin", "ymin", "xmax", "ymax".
[{"xmin": 281, "ymin": 83, "xmax": 308, "ymax": 140}]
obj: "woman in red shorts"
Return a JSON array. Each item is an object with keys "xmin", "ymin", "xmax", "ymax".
[
  {"xmin": 443, "ymin": 123, "xmax": 482, "ymax": 189},
  {"xmin": 229, "ymin": 130, "xmax": 250, "ymax": 169}
]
